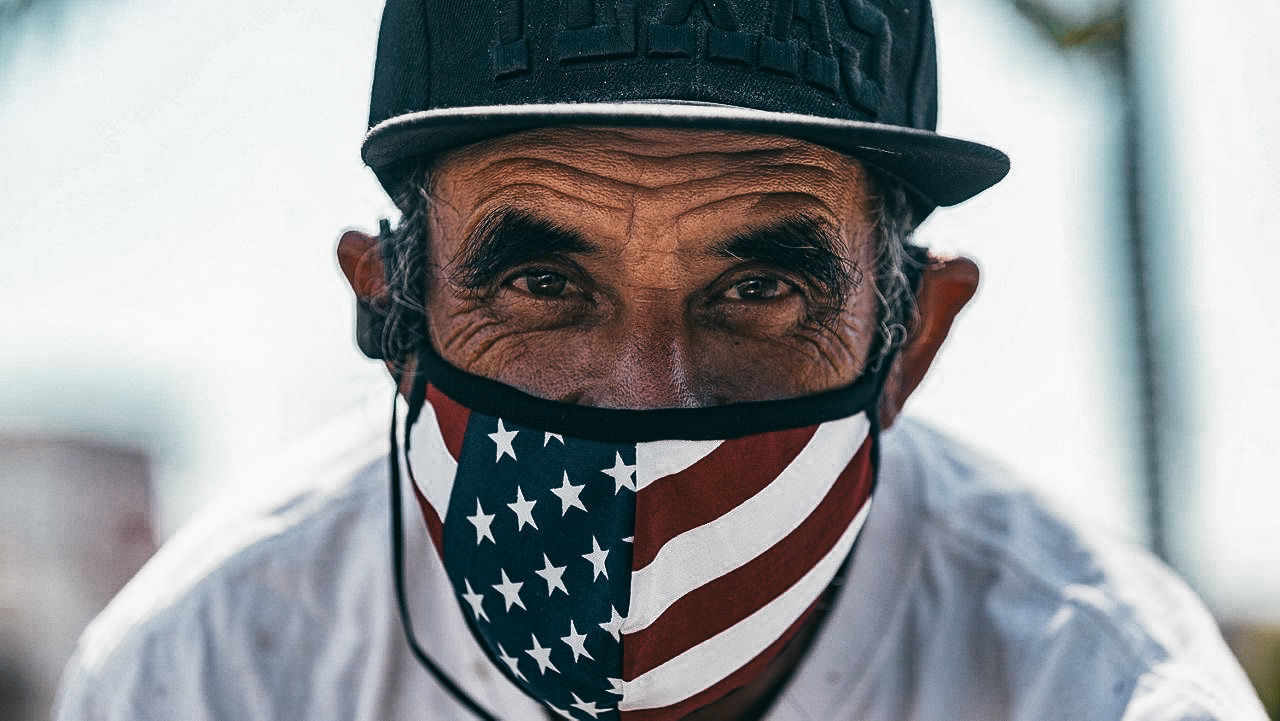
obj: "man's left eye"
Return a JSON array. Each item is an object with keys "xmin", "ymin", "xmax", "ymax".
[
  {"xmin": 724, "ymin": 276, "xmax": 791, "ymax": 301},
  {"xmin": 512, "ymin": 270, "xmax": 569, "ymax": 297}
]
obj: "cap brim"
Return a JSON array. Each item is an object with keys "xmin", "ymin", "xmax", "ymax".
[{"xmin": 362, "ymin": 102, "xmax": 1009, "ymax": 210}]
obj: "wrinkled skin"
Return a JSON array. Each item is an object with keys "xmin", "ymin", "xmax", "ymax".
[
  {"xmin": 338, "ymin": 127, "xmax": 979, "ymax": 720},
  {"xmin": 421, "ymin": 127, "xmax": 880, "ymax": 408}
]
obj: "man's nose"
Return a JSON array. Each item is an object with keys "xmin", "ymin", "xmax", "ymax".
[{"xmin": 578, "ymin": 294, "xmax": 703, "ymax": 409}]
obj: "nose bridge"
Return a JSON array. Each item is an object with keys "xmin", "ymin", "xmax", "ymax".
[
  {"xmin": 587, "ymin": 198, "xmax": 702, "ymax": 409},
  {"xmin": 594, "ymin": 288, "xmax": 697, "ymax": 409}
]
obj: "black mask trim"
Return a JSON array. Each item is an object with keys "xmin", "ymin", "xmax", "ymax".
[{"xmin": 409, "ymin": 337, "xmax": 887, "ymax": 443}]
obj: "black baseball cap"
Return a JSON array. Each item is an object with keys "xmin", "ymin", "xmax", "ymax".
[{"xmin": 362, "ymin": 0, "xmax": 1009, "ymax": 214}]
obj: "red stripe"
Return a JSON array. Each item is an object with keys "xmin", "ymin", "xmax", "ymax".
[
  {"xmin": 622, "ymin": 437, "xmax": 872, "ymax": 680},
  {"xmin": 426, "ymin": 384, "xmax": 469, "ymax": 461},
  {"xmin": 632, "ymin": 424, "xmax": 818, "ymax": 570},
  {"xmin": 409, "ymin": 481, "xmax": 445, "ymax": 559},
  {"xmin": 404, "ymin": 384, "xmax": 467, "ymax": 558},
  {"xmin": 618, "ymin": 599, "xmax": 822, "ymax": 721}
]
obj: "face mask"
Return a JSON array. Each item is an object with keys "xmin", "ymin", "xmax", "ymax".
[{"xmin": 388, "ymin": 336, "xmax": 892, "ymax": 721}]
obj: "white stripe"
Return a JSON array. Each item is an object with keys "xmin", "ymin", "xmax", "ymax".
[
  {"xmin": 619, "ymin": 498, "xmax": 872, "ymax": 711},
  {"xmin": 625, "ymin": 414, "xmax": 869, "ymax": 633},
  {"xmin": 405, "ymin": 400, "xmax": 459, "ymax": 521},
  {"xmin": 634, "ymin": 438, "xmax": 723, "ymax": 491}
]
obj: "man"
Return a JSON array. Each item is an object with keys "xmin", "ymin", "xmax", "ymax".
[{"xmin": 55, "ymin": 0, "xmax": 1267, "ymax": 719}]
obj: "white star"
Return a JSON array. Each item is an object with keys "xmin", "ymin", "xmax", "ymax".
[
  {"xmin": 496, "ymin": 643, "xmax": 525, "ymax": 682},
  {"xmin": 546, "ymin": 705, "xmax": 574, "ymax": 720},
  {"xmin": 460, "ymin": 579, "xmax": 488, "ymax": 622},
  {"xmin": 606, "ymin": 677, "xmax": 626, "ymax": 696},
  {"xmin": 488, "ymin": 419, "xmax": 518, "ymax": 462},
  {"xmin": 507, "ymin": 486, "xmax": 539, "ymax": 531},
  {"xmin": 534, "ymin": 553, "xmax": 569, "ymax": 597},
  {"xmin": 525, "ymin": 633, "xmax": 558, "ymax": 675},
  {"xmin": 549, "ymin": 471, "xmax": 587, "ymax": 516},
  {"xmin": 466, "ymin": 499, "xmax": 496, "ymax": 545},
  {"xmin": 492, "ymin": 569, "xmax": 526, "ymax": 611},
  {"xmin": 582, "ymin": 536, "xmax": 610, "ymax": 580},
  {"xmin": 599, "ymin": 605, "xmax": 626, "ymax": 641},
  {"xmin": 544, "ymin": 432, "xmax": 564, "ymax": 446},
  {"xmin": 560, "ymin": 620, "xmax": 594, "ymax": 663},
  {"xmin": 621, "ymin": 536, "xmax": 634, "ymax": 543},
  {"xmin": 570, "ymin": 693, "xmax": 607, "ymax": 719},
  {"xmin": 602, "ymin": 452, "xmax": 636, "ymax": 494}
]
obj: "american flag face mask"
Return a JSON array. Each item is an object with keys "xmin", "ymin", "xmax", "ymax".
[{"xmin": 389, "ymin": 338, "xmax": 888, "ymax": 721}]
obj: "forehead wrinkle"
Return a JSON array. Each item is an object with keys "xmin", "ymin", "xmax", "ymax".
[
  {"xmin": 654, "ymin": 174, "xmax": 851, "ymax": 228},
  {"xmin": 470, "ymin": 182, "xmax": 629, "ymax": 218},
  {"xmin": 633, "ymin": 164, "xmax": 848, "ymax": 202},
  {"xmin": 571, "ymin": 150, "xmax": 852, "ymax": 192},
  {"xmin": 669, "ymin": 190, "xmax": 846, "ymax": 228},
  {"xmin": 443, "ymin": 131, "xmax": 856, "ymax": 188},
  {"xmin": 457, "ymin": 156, "xmax": 642, "ymax": 205},
  {"xmin": 593, "ymin": 145, "xmax": 848, "ymax": 178},
  {"xmin": 551, "ymin": 127, "xmax": 855, "ymax": 167}
]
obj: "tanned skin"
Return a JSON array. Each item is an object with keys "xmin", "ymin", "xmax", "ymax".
[{"xmin": 338, "ymin": 127, "xmax": 979, "ymax": 720}]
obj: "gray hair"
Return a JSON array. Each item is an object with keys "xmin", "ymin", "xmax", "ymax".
[
  {"xmin": 865, "ymin": 169, "xmax": 923, "ymax": 372},
  {"xmin": 376, "ymin": 162, "xmax": 922, "ymax": 377}
]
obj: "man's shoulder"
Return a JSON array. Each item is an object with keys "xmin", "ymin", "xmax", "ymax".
[
  {"xmin": 55, "ymin": 413, "xmax": 394, "ymax": 720},
  {"xmin": 867, "ymin": 420, "xmax": 1266, "ymax": 720},
  {"xmin": 886, "ymin": 419, "xmax": 1211, "ymax": 650}
]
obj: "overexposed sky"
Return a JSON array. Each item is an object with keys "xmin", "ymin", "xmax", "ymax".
[{"xmin": 1, "ymin": 0, "xmax": 1276, "ymax": 619}]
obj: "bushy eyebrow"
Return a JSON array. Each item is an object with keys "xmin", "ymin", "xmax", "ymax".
[
  {"xmin": 712, "ymin": 216, "xmax": 858, "ymax": 302},
  {"xmin": 451, "ymin": 209, "xmax": 599, "ymax": 289}
]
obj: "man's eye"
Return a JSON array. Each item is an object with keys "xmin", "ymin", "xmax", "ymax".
[
  {"xmin": 724, "ymin": 276, "xmax": 791, "ymax": 301},
  {"xmin": 512, "ymin": 270, "xmax": 569, "ymax": 298}
]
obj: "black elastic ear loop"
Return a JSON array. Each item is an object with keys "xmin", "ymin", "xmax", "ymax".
[
  {"xmin": 389, "ymin": 389, "xmax": 499, "ymax": 721},
  {"xmin": 864, "ymin": 241, "xmax": 929, "ymax": 487}
]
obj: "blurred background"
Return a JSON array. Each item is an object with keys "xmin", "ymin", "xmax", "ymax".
[{"xmin": 0, "ymin": 0, "xmax": 1276, "ymax": 717}]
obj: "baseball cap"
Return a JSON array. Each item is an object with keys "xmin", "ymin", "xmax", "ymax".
[{"xmin": 362, "ymin": 0, "xmax": 1010, "ymax": 214}]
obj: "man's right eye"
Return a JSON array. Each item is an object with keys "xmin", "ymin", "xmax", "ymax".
[{"xmin": 510, "ymin": 270, "xmax": 570, "ymax": 298}]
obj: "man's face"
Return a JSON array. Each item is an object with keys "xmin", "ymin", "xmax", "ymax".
[{"xmin": 421, "ymin": 127, "xmax": 881, "ymax": 409}]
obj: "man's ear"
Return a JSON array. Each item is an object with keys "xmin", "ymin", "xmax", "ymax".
[
  {"xmin": 337, "ymin": 229, "xmax": 388, "ymax": 300},
  {"xmin": 878, "ymin": 255, "xmax": 980, "ymax": 428},
  {"xmin": 337, "ymin": 228, "xmax": 399, "ymax": 365},
  {"xmin": 338, "ymin": 228, "xmax": 422, "ymax": 394}
]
